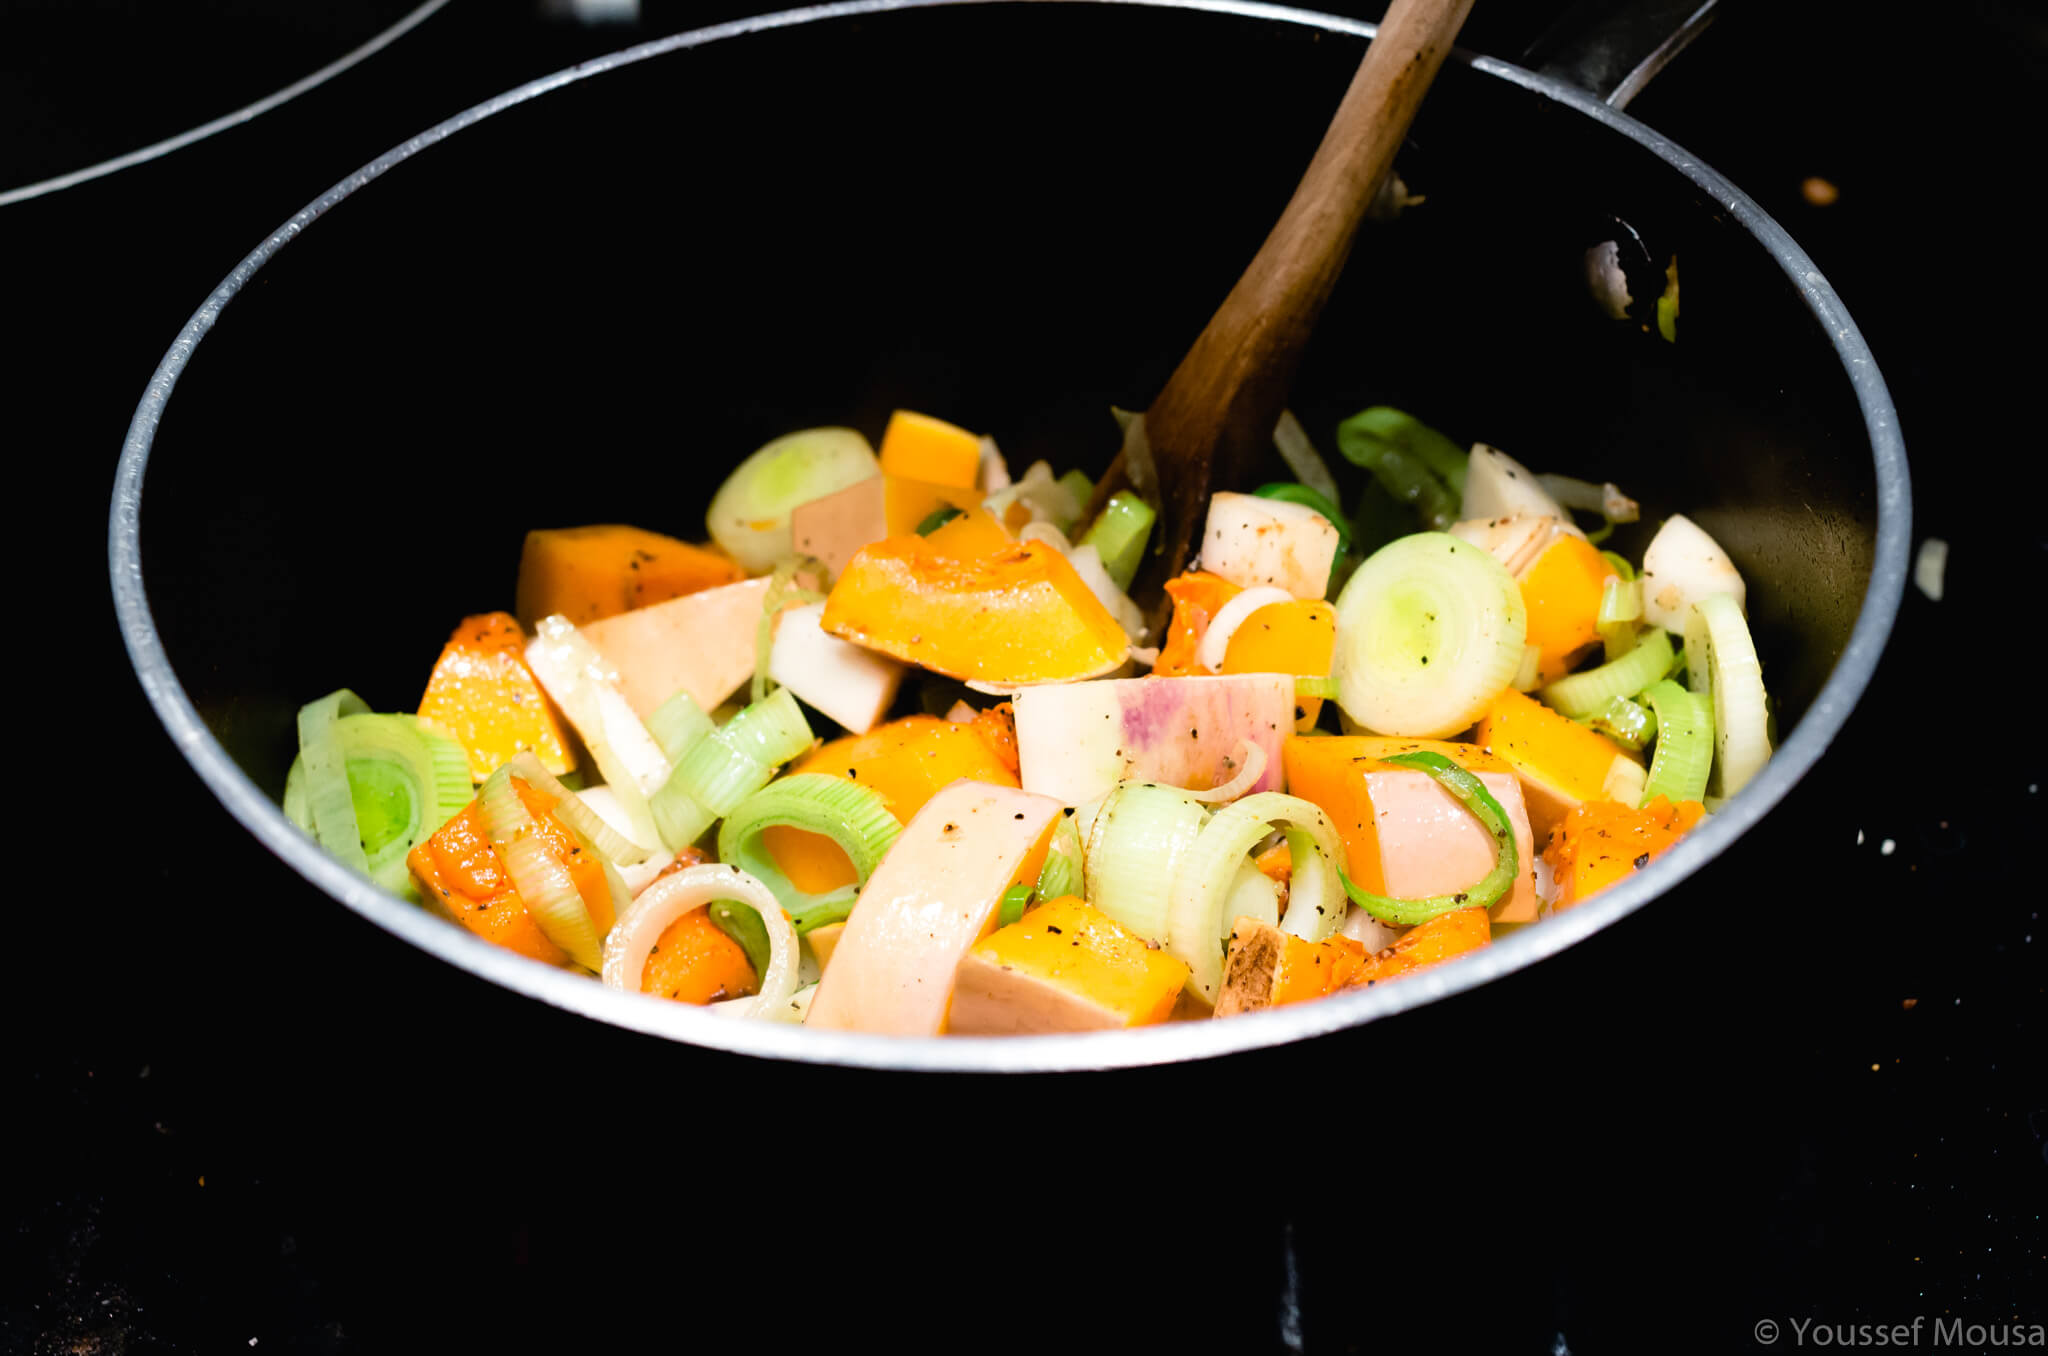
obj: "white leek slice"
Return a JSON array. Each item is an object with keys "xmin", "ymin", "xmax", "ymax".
[
  {"xmin": 1083, "ymin": 783, "xmax": 1208, "ymax": 943},
  {"xmin": 1195, "ymin": 586, "xmax": 1295, "ymax": 674},
  {"xmin": 527, "ymin": 615, "xmax": 670, "ymax": 846},
  {"xmin": 1166, "ymin": 791, "xmax": 1348, "ymax": 1000},
  {"xmin": 1225, "ymin": 860, "xmax": 1282, "ymax": 932},
  {"xmin": 480, "ymin": 764, "xmax": 603, "ymax": 972},
  {"xmin": 1683, "ymin": 593, "xmax": 1772, "ymax": 799},
  {"xmin": 1641, "ymin": 514, "xmax": 1745, "ymax": 631},
  {"xmin": 1330, "ymin": 532, "xmax": 1526, "ymax": 738},
  {"xmin": 602, "ymin": 863, "xmax": 799, "ymax": 1020}
]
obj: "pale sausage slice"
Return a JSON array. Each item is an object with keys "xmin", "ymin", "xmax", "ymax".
[
  {"xmin": 1365, "ymin": 768, "xmax": 1539, "ymax": 924},
  {"xmin": 805, "ymin": 780, "xmax": 1063, "ymax": 1035}
]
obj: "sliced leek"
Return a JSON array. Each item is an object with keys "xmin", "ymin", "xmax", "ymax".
[
  {"xmin": 1585, "ymin": 695, "xmax": 1656, "ymax": 753},
  {"xmin": 285, "ymin": 694, "xmax": 470, "ymax": 898},
  {"xmin": 1083, "ymin": 783, "xmax": 1208, "ymax": 943},
  {"xmin": 1165, "ymin": 792, "xmax": 1348, "ymax": 1001},
  {"xmin": 1638, "ymin": 679, "xmax": 1713, "ymax": 805},
  {"xmin": 1330, "ymin": 532, "xmax": 1526, "ymax": 738},
  {"xmin": 651, "ymin": 687, "xmax": 815, "ymax": 850},
  {"xmin": 1540, "ymin": 628, "xmax": 1677, "ymax": 720},
  {"xmin": 1683, "ymin": 593, "xmax": 1771, "ymax": 798},
  {"xmin": 480, "ymin": 763, "xmax": 602, "ymax": 971},
  {"xmin": 602, "ymin": 863, "xmax": 799, "ymax": 1020},
  {"xmin": 1079, "ymin": 490, "xmax": 1156, "ymax": 592},
  {"xmin": 716, "ymin": 773, "xmax": 901, "ymax": 932}
]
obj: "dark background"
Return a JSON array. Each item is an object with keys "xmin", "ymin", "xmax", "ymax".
[{"xmin": 4, "ymin": 1, "xmax": 2041, "ymax": 1351}]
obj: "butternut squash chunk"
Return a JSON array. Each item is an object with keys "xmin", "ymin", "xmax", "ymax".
[
  {"xmin": 1471, "ymin": 687, "xmax": 1640, "ymax": 842},
  {"xmin": 950, "ymin": 896, "xmax": 1190, "ymax": 1033},
  {"xmin": 820, "ymin": 537, "xmax": 1128, "ymax": 685},
  {"xmin": 1520, "ymin": 533, "xmax": 1620, "ymax": 684},
  {"xmin": 515, "ymin": 524, "xmax": 744, "ymax": 628},
  {"xmin": 1542, "ymin": 795, "xmax": 1706, "ymax": 910},
  {"xmin": 876, "ymin": 409, "xmax": 982, "ymax": 488},
  {"xmin": 416, "ymin": 612, "xmax": 574, "ymax": 783}
]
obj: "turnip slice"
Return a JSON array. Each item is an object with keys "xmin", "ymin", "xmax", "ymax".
[{"xmin": 1010, "ymin": 674, "xmax": 1293, "ymax": 805}]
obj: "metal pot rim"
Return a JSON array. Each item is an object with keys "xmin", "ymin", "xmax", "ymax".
[{"xmin": 108, "ymin": 0, "xmax": 1911, "ymax": 1073}]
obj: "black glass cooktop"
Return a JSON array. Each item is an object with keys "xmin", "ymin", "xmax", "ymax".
[{"xmin": 6, "ymin": 1, "xmax": 2040, "ymax": 1350}]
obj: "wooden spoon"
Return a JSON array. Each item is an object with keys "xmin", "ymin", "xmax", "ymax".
[{"xmin": 1090, "ymin": 0, "xmax": 1476, "ymax": 619}]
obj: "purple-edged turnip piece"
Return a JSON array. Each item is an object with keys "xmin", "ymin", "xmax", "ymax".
[{"xmin": 1010, "ymin": 674, "xmax": 1294, "ymax": 805}]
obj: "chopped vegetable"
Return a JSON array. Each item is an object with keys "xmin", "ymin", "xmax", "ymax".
[
  {"xmin": 1541, "ymin": 795, "xmax": 1705, "ymax": 909},
  {"xmin": 820, "ymin": 536, "xmax": 1128, "ymax": 686},
  {"xmin": 1335, "ymin": 406, "xmax": 1466, "ymax": 526},
  {"xmin": 582, "ymin": 575, "xmax": 796, "ymax": 720},
  {"xmin": 706, "ymin": 427, "xmax": 880, "ymax": 574},
  {"xmin": 1519, "ymin": 532, "xmax": 1621, "ymax": 684},
  {"xmin": 1009, "ymin": 673, "xmax": 1292, "ymax": 806},
  {"xmin": 951, "ymin": 895, "xmax": 1190, "ymax": 1033},
  {"xmin": 1078, "ymin": 489, "xmax": 1157, "ymax": 592},
  {"xmin": 415, "ymin": 612, "xmax": 574, "ymax": 784},
  {"xmin": 1329, "ymin": 532, "xmax": 1526, "ymax": 739},
  {"xmin": 1282, "ymin": 735, "xmax": 1539, "ymax": 925},
  {"xmin": 1198, "ymin": 491, "xmax": 1341, "ymax": 600},
  {"xmin": 284, "ymin": 690, "xmax": 472, "ymax": 899},
  {"xmin": 876, "ymin": 409, "xmax": 982, "ymax": 488},
  {"xmin": 1640, "ymin": 513, "xmax": 1745, "ymax": 632},
  {"xmin": 1471, "ymin": 687, "xmax": 1640, "ymax": 841},
  {"xmin": 516, "ymin": 524, "xmax": 744, "ymax": 628},
  {"xmin": 805, "ymin": 781, "xmax": 1062, "ymax": 1035},
  {"xmin": 1683, "ymin": 592, "xmax": 1772, "ymax": 798}
]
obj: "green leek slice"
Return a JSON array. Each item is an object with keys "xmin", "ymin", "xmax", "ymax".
[
  {"xmin": 651, "ymin": 688, "xmax": 815, "ymax": 850},
  {"xmin": 285, "ymin": 695, "xmax": 470, "ymax": 899},
  {"xmin": 1540, "ymin": 628, "xmax": 1677, "ymax": 720},
  {"xmin": 716, "ymin": 773, "xmax": 902, "ymax": 933},
  {"xmin": 1330, "ymin": 532, "xmax": 1526, "ymax": 738},
  {"xmin": 1585, "ymin": 695, "xmax": 1656, "ymax": 753},
  {"xmin": 1034, "ymin": 812, "xmax": 1084, "ymax": 903},
  {"xmin": 997, "ymin": 884, "xmax": 1034, "ymax": 929},
  {"xmin": 1639, "ymin": 679, "xmax": 1714, "ymax": 806},
  {"xmin": 1336, "ymin": 406, "xmax": 1469, "ymax": 501},
  {"xmin": 707, "ymin": 427, "xmax": 879, "ymax": 574}
]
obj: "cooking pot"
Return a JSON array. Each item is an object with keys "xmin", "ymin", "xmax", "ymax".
[{"xmin": 108, "ymin": 0, "xmax": 1909, "ymax": 1074}]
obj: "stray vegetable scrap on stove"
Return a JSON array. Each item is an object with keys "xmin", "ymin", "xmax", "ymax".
[{"xmin": 282, "ymin": 405, "xmax": 1770, "ymax": 1034}]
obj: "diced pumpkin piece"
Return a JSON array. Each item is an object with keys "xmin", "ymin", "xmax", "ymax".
[
  {"xmin": 1215, "ymin": 917, "xmax": 1370, "ymax": 1016},
  {"xmin": 1214, "ymin": 908, "xmax": 1490, "ymax": 1015},
  {"xmin": 877, "ymin": 409, "xmax": 983, "ymax": 488},
  {"xmin": 515, "ymin": 524, "xmax": 744, "ymax": 628},
  {"xmin": 1472, "ymin": 687, "xmax": 1641, "ymax": 842},
  {"xmin": 950, "ymin": 896, "xmax": 1191, "ymax": 1033},
  {"xmin": 820, "ymin": 537, "xmax": 1127, "ymax": 685},
  {"xmin": 580, "ymin": 576, "xmax": 790, "ymax": 721},
  {"xmin": 1222, "ymin": 598, "xmax": 1337, "ymax": 731},
  {"xmin": 806, "ymin": 781, "xmax": 1064, "ymax": 1035},
  {"xmin": 1542, "ymin": 795, "xmax": 1706, "ymax": 910},
  {"xmin": 762, "ymin": 714, "xmax": 1023, "ymax": 903},
  {"xmin": 1152, "ymin": 571, "xmax": 1242, "ymax": 678},
  {"xmin": 1355, "ymin": 907, "xmax": 1491, "ymax": 984},
  {"xmin": 1010, "ymin": 674, "xmax": 1292, "ymax": 807},
  {"xmin": 416, "ymin": 612, "xmax": 573, "ymax": 783},
  {"xmin": 640, "ymin": 907, "xmax": 759, "ymax": 1005},
  {"xmin": 916, "ymin": 504, "xmax": 1013, "ymax": 559},
  {"xmin": 1282, "ymin": 735, "xmax": 1539, "ymax": 924},
  {"xmin": 1520, "ymin": 533, "xmax": 1620, "ymax": 684},
  {"xmin": 790, "ymin": 474, "xmax": 996, "ymax": 580},
  {"xmin": 407, "ymin": 778, "xmax": 616, "ymax": 968}
]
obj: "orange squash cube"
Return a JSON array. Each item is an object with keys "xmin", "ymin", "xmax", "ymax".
[{"xmin": 416, "ymin": 612, "xmax": 574, "ymax": 783}]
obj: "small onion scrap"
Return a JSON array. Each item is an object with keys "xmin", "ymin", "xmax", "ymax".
[{"xmin": 601, "ymin": 863, "xmax": 801, "ymax": 1021}]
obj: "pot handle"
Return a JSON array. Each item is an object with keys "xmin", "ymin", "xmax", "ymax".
[{"xmin": 1521, "ymin": 0, "xmax": 1720, "ymax": 109}]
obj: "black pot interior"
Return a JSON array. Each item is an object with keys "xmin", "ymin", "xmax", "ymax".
[{"xmin": 138, "ymin": 2, "xmax": 1877, "ymax": 807}]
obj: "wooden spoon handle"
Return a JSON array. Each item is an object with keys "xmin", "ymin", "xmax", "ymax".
[{"xmin": 1100, "ymin": 0, "xmax": 1476, "ymax": 605}]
